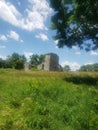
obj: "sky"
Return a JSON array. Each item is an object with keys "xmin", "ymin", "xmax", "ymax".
[{"xmin": 0, "ymin": 0, "xmax": 98, "ymax": 71}]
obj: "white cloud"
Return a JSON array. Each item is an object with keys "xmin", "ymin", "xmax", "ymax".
[
  {"xmin": 0, "ymin": 0, "xmax": 52, "ymax": 31},
  {"xmin": 72, "ymin": 46, "xmax": 78, "ymax": 50},
  {"xmin": 90, "ymin": 50, "xmax": 98, "ymax": 56},
  {"xmin": 54, "ymin": 40, "xmax": 59, "ymax": 48},
  {"xmin": 0, "ymin": 55, "xmax": 7, "ymax": 60},
  {"xmin": 0, "ymin": 35, "xmax": 7, "ymax": 41},
  {"xmin": 35, "ymin": 33, "xmax": 48, "ymax": 41},
  {"xmin": 61, "ymin": 61, "xmax": 80, "ymax": 71},
  {"xmin": 0, "ymin": 0, "xmax": 21, "ymax": 26},
  {"xmin": 7, "ymin": 30, "xmax": 20, "ymax": 41},
  {"xmin": 0, "ymin": 45, "xmax": 6, "ymax": 49},
  {"xmin": 28, "ymin": 0, "xmax": 52, "ymax": 18},
  {"xmin": 24, "ymin": 52, "xmax": 33, "ymax": 60},
  {"xmin": 54, "ymin": 40, "xmax": 59, "ymax": 45},
  {"xmin": 0, "ymin": 31, "xmax": 23, "ymax": 42},
  {"xmin": 84, "ymin": 62, "xmax": 94, "ymax": 65}
]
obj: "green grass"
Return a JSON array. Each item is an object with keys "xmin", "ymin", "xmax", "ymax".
[{"xmin": 0, "ymin": 69, "xmax": 98, "ymax": 130}]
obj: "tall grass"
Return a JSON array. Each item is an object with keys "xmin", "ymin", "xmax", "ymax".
[{"xmin": 0, "ymin": 69, "xmax": 98, "ymax": 130}]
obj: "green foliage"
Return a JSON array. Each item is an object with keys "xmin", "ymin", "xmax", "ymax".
[
  {"xmin": 0, "ymin": 70, "xmax": 98, "ymax": 130},
  {"xmin": 64, "ymin": 74, "xmax": 98, "ymax": 86},
  {"xmin": 30, "ymin": 54, "xmax": 45, "ymax": 66},
  {"xmin": 9, "ymin": 53, "xmax": 26, "ymax": 69},
  {"xmin": 79, "ymin": 63, "xmax": 98, "ymax": 72},
  {"xmin": 49, "ymin": 0, "xmax": 98, "ymax": 50},
  {"xmin": 0, "ymin": 53, "xmax": 27, "ymax": 70},
  {"xmin": 0, "ymin": 58, "xmax": 5, "ymax": 68},
  {"xmin": 63, "ymin": 65, "xmax": 71, "ymax": 71}
]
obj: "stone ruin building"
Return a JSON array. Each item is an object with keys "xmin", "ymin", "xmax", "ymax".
[
  {"xmin": 24, "ymin": 62, "xmax": 30, "ymax": 71},
  {"xmin": 38, "ymin": 53, "xmax": 62, "ymax": 71}
]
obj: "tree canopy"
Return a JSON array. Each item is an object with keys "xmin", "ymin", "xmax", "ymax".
[
  {"xmin": 0, "ymin": 53, "xmax": 26, "ymax": 70},
  {"xmin": 79, "ymin": 63, "xmax": 98, "ymax": 72},
  {"xmin": 49, "ymin": 0, "xmax": 98, "ymax": 50},
  {"xmin": 63, "ymin": 65, "xmax": 71, "ymax": 71},
  {"xmin": 30, "ymin": 54, "xmax": 45, "ymax": 66},
  {"xmin": 8, "ymin": 53, "xmax": 26, "ymax": 69}
]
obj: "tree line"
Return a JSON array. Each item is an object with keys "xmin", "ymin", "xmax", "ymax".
[
  {"xmin": 0, "ymin": 53, "xmax": 45, "ymax": 70},
  {"xmin": 79, "ymin": 63, "xmax": 98, "ymax": 72},
  {"xmin": 0, "ymin": 53, "xmax": 26, "ymax": 69},
  {"xmin": 63, "ymin": 64, "xmax": 98, "ymax": 72},
  {"xmin": 0, "ymin": 52, "xmax": 98, "ymax": 72}
]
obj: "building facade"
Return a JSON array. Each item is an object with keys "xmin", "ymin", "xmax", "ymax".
[{"xmin": 38, "ymin": 53, "xmax": 60, "ymax": 71}]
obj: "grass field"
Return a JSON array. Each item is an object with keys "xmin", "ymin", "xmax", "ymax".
[{"xmin": 0, "ymin": 69, "xmax": 98, "ymax": 130}]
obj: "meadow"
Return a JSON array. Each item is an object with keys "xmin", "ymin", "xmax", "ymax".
[{"xmin": 0, "ymin": 69, "xmax": 98, "ymax": 130}]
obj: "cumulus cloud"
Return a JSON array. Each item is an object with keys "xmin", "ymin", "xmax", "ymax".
[
  {"xmin": 0, "ymin": 0, "xmax": 52, "ymax": 31},
  {"xmin": 84, "ymin": 62, "xmax": 94, "ymax": 65},
  {"xmin": 72, "ymin": 46, "xmax": 78, "ymax": 50},
  {"xmin": 61, "ymin": 61, "xmax": 80, "ymax": 71},
  {"xmin": 7, "ymin": 31, "xmax": 20, "ymax": 41},
  {"xmin": 0, "ymin": 55, "xmax": 7, "ymax": 60},
  {"xmin": 90, "ymin": 50, "xmax": 98, "ymax": 56},
  {"xmin": 35, "ymin": 33, "xmax": 48, "ymax": 41},
  {"xmin": 0, "ymin": 0, "xmax": 21, "ymax": 26},
  {"xmin": 28, "ymin": 0, "xmax": 52, "ymax": 18},
  {"xmin": 0, "ymin": 35, "xmax": 7, "ymax": 41},
  {"xmin": 24, "ymin": 51, "xmax": 33, "ymax": 60},
  {"xmin": 0, "ymin": 31, "xmax": 23, "ymax": 42},
  {"xmin": 54, "ymin": 40, "xmax": 59, "ymax": 45},
  {"xmin": 54, "ymin": 40, "xmax": 59, "ymax": 48}
]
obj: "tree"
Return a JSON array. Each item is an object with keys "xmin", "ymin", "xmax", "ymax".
[
  {"xmin": 0, "ymin": 58, "xmax": 8, "ymax": 68},
  {"xmin": 7, "ymin": 53, "xmax": 26, "ymax": 69},
  {"xmin": 39, "ymin": 55, "xmax": 45, "ymax": 64},
  {"xmin": 79, "ymin": 63, "xmax": 98, "ymax": 72},
  {"xmin": 30, "ymin": 54, "xmax": 45, "ymax": 66},
  {"xmin": 0, "ymin": 58, "xmax": 4, "ymax": 68},
  {"xmin": 63, "ymin": 65, "xmax": 71, "ymax": 71},
  {"xmin": 49, "ymin": 0, "xmax": 98, "ymax": 50}
]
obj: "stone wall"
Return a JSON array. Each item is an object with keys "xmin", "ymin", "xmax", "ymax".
[
  {"xmin": 24, "ymin": 62, "xmax": 30, "ymax": 71},
  {"xmin": 38, "ymin": 53, "xmax": 60, "ymax": 71}
]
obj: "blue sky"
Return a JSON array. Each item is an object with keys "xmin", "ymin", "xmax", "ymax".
[{"xmin": 0, "ymin": 0, "xmax": 98, "ymax": 71}]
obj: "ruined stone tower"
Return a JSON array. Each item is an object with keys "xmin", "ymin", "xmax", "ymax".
[
  {"xmin": 38, "ymin": 53, "xmax": 60, "ymax": 71},
  {"xmin": 44, "ymin": 53, "xmax": 59, "ymax": 71}
]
